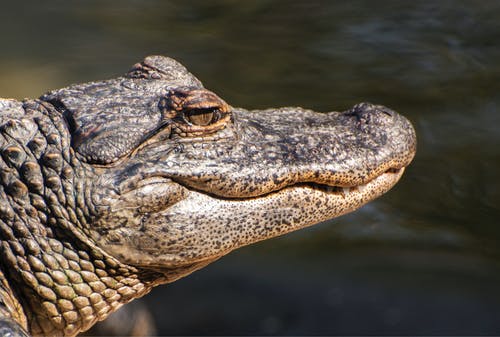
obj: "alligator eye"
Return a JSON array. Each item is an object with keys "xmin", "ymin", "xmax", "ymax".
[{"xmin": 183, "ymin": 108, "xmax": 220, "ymax": 126}]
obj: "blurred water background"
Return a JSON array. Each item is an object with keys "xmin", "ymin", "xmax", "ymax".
[{"xmin": 1, "ymin": 0, "xmax": 499, "ymax": 335}]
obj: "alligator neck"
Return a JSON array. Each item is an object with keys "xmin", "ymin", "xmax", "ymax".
[{"xmin": 0, "ymin": 100, "xmax": 162, "ymax": 336}]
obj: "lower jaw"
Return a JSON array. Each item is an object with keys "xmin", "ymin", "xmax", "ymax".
[{"xmin": 143, "ymin": 167, "xmax": 406, "ymax": 269}]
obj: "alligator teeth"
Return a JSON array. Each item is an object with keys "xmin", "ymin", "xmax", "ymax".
[
  {"xmin": 325, "ymin": 186, "xmax": 336, "ymax": 193},
  {"xmin": 332, "ymin": 186, "xmax": 344, "ymax": 193},
  {"xmin": 310, "ymin": 184, "xmax": 356, "ymax": 195}
]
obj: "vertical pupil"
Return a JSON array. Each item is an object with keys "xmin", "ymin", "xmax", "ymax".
[{"xmin": 186, "ymin": 109, "xmax": 217, "ymax": 126}]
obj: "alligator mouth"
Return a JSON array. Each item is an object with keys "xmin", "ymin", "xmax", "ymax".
[
  {"xmin": 142, "ymin": 166, "xmax": 406, "ymax": 269},
  {"xmin": 278, "ymin": 167, "xmax": 405, "ymax": 199},
  {"xmin": 111, "ymin": 166, "xmax": 408, "ymax": 271},
  {"xmin": 172, "ymin": 166, "xmax": 406, "ymax": 202},
  {"xmin": 304, "ymin": 167, "xmax": 403, "ymax": 194}
]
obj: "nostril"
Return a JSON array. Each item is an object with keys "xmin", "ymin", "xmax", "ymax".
[
  {"xmin": 375, "ymin": 105, "xmax": 396, "ymax": 117},
  {"xmin": 345, "ymin": 102, "xmax": 374, "ymax": 117},
  {"xmin": 345, "ymin": 102, "xmax": 396, "ymax": 120}
]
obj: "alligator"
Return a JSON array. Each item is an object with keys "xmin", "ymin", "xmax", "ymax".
[{"xmin": 0, "ymin": 55, "xmax": 416, "ymax": 336}]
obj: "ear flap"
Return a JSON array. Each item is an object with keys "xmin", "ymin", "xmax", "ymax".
[{"xmin": 42, "ymin": 80, "xmax": 163, "ymax": 165}]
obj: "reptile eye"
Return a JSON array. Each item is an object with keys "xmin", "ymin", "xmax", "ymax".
[{"xmin": 183, "ymin": 108, "xmax": 220, "ymax": 126}]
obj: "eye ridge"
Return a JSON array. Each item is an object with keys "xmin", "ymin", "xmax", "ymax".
[{"xmin": 183, "ymin": 107, "xmax": 221, "ymax": 126}]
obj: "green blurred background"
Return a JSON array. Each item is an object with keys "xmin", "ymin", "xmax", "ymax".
[{"xmin": 1, "ymin": 0, "xmax": 499, "ymax": 335}]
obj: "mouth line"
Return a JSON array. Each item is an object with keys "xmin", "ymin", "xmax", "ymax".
[
  {"xmin": 175, "ymin": 167, "xmax": 405, "ymax": 201},
  {"xmin": 295, "ymin": 167, "xmax": 403, "ymax": 194}
]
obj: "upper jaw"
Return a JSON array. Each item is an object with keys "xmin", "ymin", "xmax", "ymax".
[
  {"xmin": 128, "ymin": 103, "xmax": 416, "ymax": 200},
  {"xmin": 107, "ymin": 100, "xmax": 417, "ymax": 199}
]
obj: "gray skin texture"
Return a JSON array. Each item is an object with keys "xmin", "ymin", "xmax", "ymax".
[{"xmin": 0, "ymin": 55, "xmax": 416, "ymax": 336}]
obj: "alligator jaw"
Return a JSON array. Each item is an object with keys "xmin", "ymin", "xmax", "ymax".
[
  {"xmin": 172, "ymin": 167, "xmax": 406, "ymax": 262},
  {"xmin": 99, "ymin": 166, "xmax": 407, "ymax": 271}
]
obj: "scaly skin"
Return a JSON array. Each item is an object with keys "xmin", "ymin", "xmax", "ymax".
[{"xmin": 0, "ymin": 55, "xmax": 416, "ymax": 336}]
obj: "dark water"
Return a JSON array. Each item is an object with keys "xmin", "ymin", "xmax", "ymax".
[{"xmin": 1, "ymin": 0, "xmax": 500, "ymax": 335}]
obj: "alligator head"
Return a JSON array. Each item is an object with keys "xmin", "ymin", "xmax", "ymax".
[
  {"xmin": 0, "ymin": 55, "xmax": 416, "ymax": 336},
  {"xmin": 42, "ymin": 55, "xmax": 416, "ymax": 278}
]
